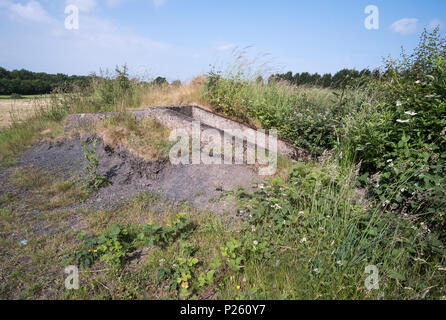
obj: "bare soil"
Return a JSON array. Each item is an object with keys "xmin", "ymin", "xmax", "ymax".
[{"xmin": 5, "ymin": 134, "xmax": 263, "ymax": 214}]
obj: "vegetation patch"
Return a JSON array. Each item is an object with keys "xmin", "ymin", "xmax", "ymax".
[
  {"xmin": 9, "ymin": 165, "xmax": 89, "ymax": 210},
  {"xmin": 96, "ymin": 113, "xmax": 173, "ymax": 162}
]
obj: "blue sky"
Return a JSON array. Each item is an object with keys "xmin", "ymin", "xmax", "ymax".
[{"xmin": 0, "ymin": 0, "xmax": 444, "ymax": 81}]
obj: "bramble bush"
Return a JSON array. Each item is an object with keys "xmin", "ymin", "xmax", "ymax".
[
  {"xmin": 349, "ymin": 28, "xmax": 446, "ymax": 240},
  {"xmin": 66, "ymin": 213, "xmax": 194, "ymax": 269}
]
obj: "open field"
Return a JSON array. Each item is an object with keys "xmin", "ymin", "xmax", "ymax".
[{"xmin": 0, "ymin": 97, "xmax": 49, "ymax": 128}]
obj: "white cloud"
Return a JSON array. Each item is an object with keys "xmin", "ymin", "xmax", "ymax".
[
  {"xmin": 153, "ymin": 0, "xmax": 166, "ymax": 8},
  {"xmin": 7, "ymin": 0, "xmax": 52, "ymax": 23},
  {"xmin": 390, "ymin": 18, "xmax": 418, "ymax": 36},
  {"xmin": 0, "ymin": 0, "xmax": 12, "ymax": 9},
  {"xmin": 0, "ymin": 1, "xmax": 171, "ymax": 56},
  {"xmin": 65, "ymin": 0, "xmax": 97, "ymax": 13},
  {"xmin": 218, "ymin": 43, "xmax": 236, "ymax": 51}
]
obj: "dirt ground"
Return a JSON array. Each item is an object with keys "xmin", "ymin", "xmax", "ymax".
[{"xmin": 11, "ymin": 134, "xmax": 263, "ymax": 214}]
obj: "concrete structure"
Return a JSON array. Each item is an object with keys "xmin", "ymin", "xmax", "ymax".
[{"xmin": 65, "ymin": 105, "xmax": 305, "ymax": 159}]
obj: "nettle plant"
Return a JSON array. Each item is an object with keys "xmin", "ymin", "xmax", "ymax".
[{"xmin": 353, "ymin": 29, "xmax": 446, "ymax": 239}]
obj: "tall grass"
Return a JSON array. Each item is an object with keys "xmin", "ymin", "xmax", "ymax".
[
  {"xmin": 212, "ymin": 153, "xmax": 445, "ymax": 299},
  {"xmin": 202, "ymin": 73, "xmax": 377, "ymax": 155},
  {"xmin": 140, "ymin": 76, "xmax": 208, "ymax": 108},
  {"xmin": 0, "ymin": 66, "xmax": 147, "ymax": 167},
  {"xmin": 198, "ymin": 33, "xmax": 446, "ymax": 299}
]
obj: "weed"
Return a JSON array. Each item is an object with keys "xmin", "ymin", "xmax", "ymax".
[{"xmin": 82, "ymin": 138, "xmax": 109, "ymax": 191}]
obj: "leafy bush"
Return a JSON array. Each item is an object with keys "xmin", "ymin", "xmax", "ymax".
[
  {"xmin": 138, "ymin": 212, "xmax": 193, "ymax": 247},
  {"xmin": 66, "ymin": 213, "xmax": 193, "ymax": 269},
  {"xmin": 349, "ymin": 29, "xmax": 446, "ymax": 239},
  {"xmin": 66, "ymin": 225, "xmax": 137, "ymax": 268}
]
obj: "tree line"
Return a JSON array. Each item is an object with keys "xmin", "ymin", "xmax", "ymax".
[
  {"xmin": 268, "ymin": 68, "xmax": 381, "ymax": 88},
  {"xmin": 0, "ymin": 67, "xmax": 91, "ymax": 95}
]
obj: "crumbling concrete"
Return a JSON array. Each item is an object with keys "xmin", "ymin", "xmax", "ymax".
[{"xmin": 65, "ymin": 105, "xmax": 305, "ymax": 159}]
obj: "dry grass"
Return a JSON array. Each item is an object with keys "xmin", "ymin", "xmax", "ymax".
[
  {"xmin": 96, "ymin": 113, "xmax": 173, "ymax": 162},
  {"xmin": 0, "ymin": 98, "xmax": 49, "ymax": 128},
  {"xmin": 9, "ymin": 165, "xmax": 88, "ymax": 210},
  {"xmin": 139, "ymin": 76, "xmax": 211, "ymax": 111}
]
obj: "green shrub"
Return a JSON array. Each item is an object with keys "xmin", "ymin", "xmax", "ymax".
[
  {"xmin": 82, "ymin": 138, "xmax": 110, "ymax": 191},
  {"xmin": 349, "ymin": 29, "xmax": 446, "ymax": 239},
  {"xmin": 203, "ymin": 70, "xmax": 372, "ymax": 155},
  {"xmin": 66, "ymin": 213, "xmax": 193, "ymax": 269}
]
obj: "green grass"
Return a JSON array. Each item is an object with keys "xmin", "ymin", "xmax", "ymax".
[
  {"xmin": 2, "ymin": 159, "xmax": 444, "ymax": 300},
  {"xmin": 9, "ymin": 165, "xmax": 89, "ymax": 210},
  {"xmin": 0, "ymin": 95, "xmax": 50, "ymax": 99}
]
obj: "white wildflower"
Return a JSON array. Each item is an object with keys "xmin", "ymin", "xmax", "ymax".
[
  {"xmin": 387, "ymin": 159, "xmax": 393, "ymax": 163},
  {"xmin": 336, "ymin": 261, "xmax": 343, "ymax": 266},
  {"xmin": 396, "ymin": 119, "xmax": 410, "ymax": 123},
  {"xmin": 313, "ymin": 268, "xmax": 320, "ymax": 274},
  {"xmin": 251, "ymin": 226, "xmax": 256, "ymax": 232},
  {"xmin": 404, "ymin": 111, "xmax": 418, "ymax": 116},
  {"xmin": 253, "ymin": 240, "xmax": 259, "ymax": 246},
  {"xmin": 415, "ymin": 80, "xmax": 421, "ymax": 84},
  {"xmin": 300, "ymin": 237, "xmax": 307, "ymax": 244},
  {"xmin": 396, "ymin": 101, "xmax": 402, "ymax": 107}
]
